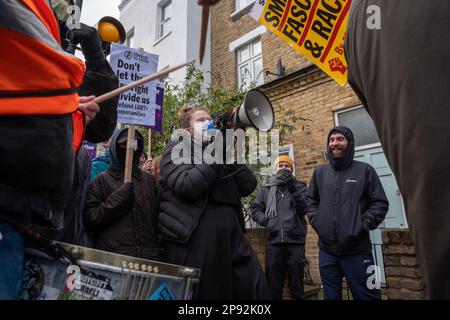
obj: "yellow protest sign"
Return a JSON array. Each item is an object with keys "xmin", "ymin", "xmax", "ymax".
[{"xmin": 250, "ymin": 0, "xmax": 352, "ymax": 86}]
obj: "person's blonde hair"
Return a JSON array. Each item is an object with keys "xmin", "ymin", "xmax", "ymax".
[{"xmin": 178, "ymin": 106, "xmax": 209, "ymax": 129}]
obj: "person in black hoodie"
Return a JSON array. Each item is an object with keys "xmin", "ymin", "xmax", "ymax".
[
  {"xmin": 84, "ymin": 128, "xmax": 161, "ymax": 260},
  {"xmin": 307, "ymin": 126, "xmax": 388, "ymax": 300},
  {"xmin": 251, "ymin": 155, "xmax": 308, "ymax": 300},
  {"xmin": 158, "ymin": 107, "xmax": 270, "ymax": 300}
]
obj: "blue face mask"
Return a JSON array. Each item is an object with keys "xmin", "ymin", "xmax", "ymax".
[{"xmin": 193, "ymin": 119, "xmax": 217, "ymax": 141}]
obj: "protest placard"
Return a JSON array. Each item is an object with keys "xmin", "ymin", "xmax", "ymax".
[
  {"xmin": 250, "ymin": 0, "xmax": 352, "ymax": 86},
  {"xmin": 83, "ymin": 141, "xmax": 97, "ymax": 160},
  {"xmin": 110, "ymin": 44, "xmax": 160, "ymax": 126},
  {"xmin": 149, "ymin": 81, "xmax": 164, "ymax": 132}
]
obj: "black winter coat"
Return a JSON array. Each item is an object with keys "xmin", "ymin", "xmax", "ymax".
[
  {"xmin": 159, "ymin": 139, "xmax": 271, "ymax": 300},
  {"xmin": 84, "ymin": 129, "xmax": 160, "ymax": 260},
  {"xmin": 158, "ymin": 140, "xmax": 257, "ymax": 244},
  {"xmin": 84, "ymin": 167, "xmax": 160, "ymax": 260},
  {"xmin": 307, "ymin": 127, "xmax": 389, "ymax": 255},
  {"xmin": 251, "ymin": 179, "xmax": 308, "ymax": 244}
]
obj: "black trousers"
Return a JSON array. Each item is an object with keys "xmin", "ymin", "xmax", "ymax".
[{"xmin": 265, "ymin": 243, "xmax": 305, "ymax": 300}]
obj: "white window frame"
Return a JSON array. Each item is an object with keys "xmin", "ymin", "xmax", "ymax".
[
  {"xmin": 236, "ymin": 38, "xmax": 263, "ymax": 89},
  {"xmin": 156, "ymin": 0, "xmax": 172, "ymax": 41},
  {"xmin": 334, "ymin": 105, "xmax": 382, "ymax": 151},
  {"xmin": 261, "ymin": 144, "xmax": 295, "ymax": 176},
  {"xmin": 232, "ymin": 0, "xmax": 255, "ymax": 17},
  {"xmin": 229, "ymin": 25, "xmax": 266, "ymax": 52},
  {"xmin": 236, "ymin": 0, "xmax": 254, "ymax": 10},
  {"xmin": 126, "ymin": 28, "xmax": 134, "ymax": 48}
]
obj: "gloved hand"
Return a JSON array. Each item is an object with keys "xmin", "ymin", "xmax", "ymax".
[
  {"xmin": 274, "ymin": 168, "xmax": 293, "ymax": 180},
  {"xmin": 69, "ymin": 23, "xmax": 104, "ymax": 61},
  {"xmin": 287, "ymin": 179, "xmax": 298, "ymax": 194},
  {"xmin": 114, "ymin": 181, "xmax": 135, "ymax": 206}
]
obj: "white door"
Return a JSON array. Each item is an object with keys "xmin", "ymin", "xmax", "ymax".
[{"xmin": 354, "ymin": 147, "xmax": 406, "ymax": 283}]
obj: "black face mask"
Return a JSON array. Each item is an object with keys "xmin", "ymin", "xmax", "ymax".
[
  {"xmin": 116, "ymin": 147, "xmax": 143, "ymax": 166},
  {"xmin": 116, "ymin": 147, "xmax": 127, "ymax": 164}
]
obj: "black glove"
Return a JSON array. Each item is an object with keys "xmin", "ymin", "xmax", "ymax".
[
  {"xmin": 286, "ymin": 177, "xmax": 298, "ymax": 193},
  {"xmin": 114, "ymin": 181, "xmax": 135, "ymax": 206},
  {"xmin": 69, "ymin": 23, "xmax": 104, "ymax": 61}
]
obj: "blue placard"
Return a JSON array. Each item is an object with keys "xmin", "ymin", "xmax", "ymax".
[{"xmin": 149, "ymin": 283, "xmax": 175, "ymax": 300}]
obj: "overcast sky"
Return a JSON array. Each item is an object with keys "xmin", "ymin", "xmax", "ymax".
[
  {"xmin": 80, "ymin": 0, "xmax": 120, "ymax": 25},
  {"xmin": 75, "ymin": 0, "xmax": 121, "ymax": 59}
]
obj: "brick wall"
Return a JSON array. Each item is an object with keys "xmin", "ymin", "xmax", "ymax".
[
  {"xmin": 210, "ymin": 1, "xmax": 357, "ymax": 285},
  {"xmin": 382, "ymin": 229, "xmax": 426, "ymax": 299},
  {"xmin": 263, "ymin": 69, "xmax": 360, "ymax": 284},
  {"xmin": 246, "ymin": 228, "xmax": 269, "ymax": 270},
  {"xmin": 210, "ymin": 0, "xmax": 310, "ymax": 88},
  {"xmin": 210, "ymin": 1, "xmax": 422, "ymax": 296},
  {"xmin": 239, "ymin": 68, "xmax": 362, "ymax": 285}
]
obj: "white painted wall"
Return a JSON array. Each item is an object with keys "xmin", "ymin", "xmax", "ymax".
[{"xmin": 119, "ymin": 0, "xmax": 211, "ymax": 86}]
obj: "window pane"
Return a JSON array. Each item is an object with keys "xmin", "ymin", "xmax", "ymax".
[
  {"xmin": 238, "ymin": 45, "xmax": 250, "ymax": 63},
  {"xmin": 237, "ymin": 0, "xmax": 253, "ymax": 10},
  {"xmin": 160, "ymin": 19, "xmax": 171, "ymax": 38},
  {"xmin": 160, "ymin": 22, "xmax": 165, "ymax": 38},
  {"xmin": 239, "ymin": 63, "xmax": 251, "ymax": 89},
  {"xmin": 163, "ymin": 2, "xmax": 172, "ymax": 20},
  {"xmin": 337, "ymin": 107, "xmax": 380, "ymax": 147},
  {"xmin": 128, "ymin": 36, "xmax": 134, "ymax": 48},
  {"xmin": 253, "ymin": 57, "xmax": 263, "ymax": 85},
  {"xmin": 252, "ymin": 40, "xmax": 261, "ymax": 56},
  {"xmin": 158, "ymin": 1, "xmax": 172, "ymax": 38},
  {"xmin": 126, "ymin": 29, "xmax": 134, "ymax": 47}
]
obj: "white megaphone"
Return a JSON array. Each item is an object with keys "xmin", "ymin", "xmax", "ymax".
[{"xmin": 233, "ymin": 89, "xmax": 275, "ymax": 131}]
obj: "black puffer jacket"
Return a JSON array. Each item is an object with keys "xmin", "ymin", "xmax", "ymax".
[
  {"xmin": 158, "ymin": 139, "xmax": 257, "ymax": 244},
  {"xmin": 307, "ymin": 127, "xmax": 389, "ymax": 255},
  {"xmin": 251, "ymin": 179, "xmax": 308, "ymax": 244},
  {"xmin": 84, "ymin": 129, "xmax": 161, "ymax": 260}
]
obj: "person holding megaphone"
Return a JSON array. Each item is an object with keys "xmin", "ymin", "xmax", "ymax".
[{"xmin": 158, "ymin": 106, "xmax": 270, "ymax": 300}]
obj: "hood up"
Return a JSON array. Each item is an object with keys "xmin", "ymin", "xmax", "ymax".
[{"xmin": 326, "ymin": 126, "xmax": 355, "ymax": 171}]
